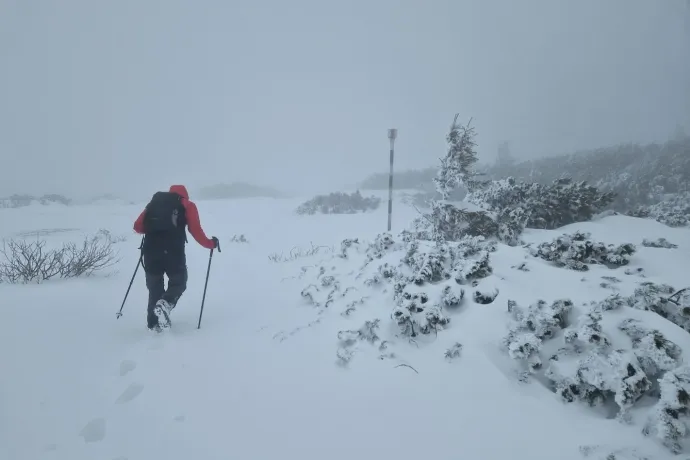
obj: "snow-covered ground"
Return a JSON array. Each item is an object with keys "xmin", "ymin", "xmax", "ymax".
[{"xmin": 2, "ymin": 195, "xmax": 690, "ymax": 460}]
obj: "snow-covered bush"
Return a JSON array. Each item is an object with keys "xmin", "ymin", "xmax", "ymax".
[
  {"xmin": 466, "ymin": 177, "xmax": 615, "ymax": 231},
  {"xmin": 445, "ymin": 342, "xmax": 463, "ymax": 361},
  {"xmin": 505, "ymin": 294, "xmax": 685, "ymax": 425},
  {"xmin": 629, "ymin": 191, "xmax": 690, "ymax": 227},
  {"xmin": 229, "ymin": 234, "xmax": 249, "ymax": 243},
  {"xmin": 626, "ymin": 283, "xmax": 690, "ymax": 333},
  {"xmin": 529, "ymin": 231, "xmax": 635, "ymax": 271},
  {"xmin": 294, "ymin": 229, "xmax": 496, "ymax": 365},
  {"xmin": 296, "ymin": 190, "xmax": 380, "ymax": 215},
  {"xmin": 473, "ymin": 288, "xmax": 499, "ymax": 304},
  {"xmin": 269, "ymin": 243, "xmax": 334, "ymax": 262},
  {"xmin": 618, "ymin": 318, "xmax": 682, "ymax": 379},
  {"xmin": 503, "ymin": 298, "xmax": 573, "ymax": 372},
  {"xmin": 414, "ymin": 202, "xmax": 498, "ymax": 242},
  {"xmin": 0, "ymin": 234, "xmax": 118, "ymax": 283},
  {"xmin": 392, "ymin": 291, "xmax": 450, "ymax": 337},
  {"xmin": 0, "ymin": 193, "xmax": 71, "ymax": 208},
  {"xmin": 503, "ymin": 288, "xmax": 690, "ymax": 451},
  {"xmin": 389, "ymin": 235, "xmax": 495, "ymax": 337},
  {"xmin": 643, "ymin": 366, "xmax": 690, "ymax": 454},
  {"xmin": 336, "ymin": 319, "xmax": 382, "ymax": 365},
  {"xmin": 415, "ymin": 118, "xmax": 614, "ymax": 247},
  {"xmin": 641, "ymin": 237, "xmax": 677, "ymax": 249},
  {"xmin": 551, "ymin": 346, "xmax": 651, "ymax": 422}
]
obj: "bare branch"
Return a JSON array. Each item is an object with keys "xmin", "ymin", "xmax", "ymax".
[{"xmin": 394, "ymin": 363, "xmax": 419, "ymax": 374}]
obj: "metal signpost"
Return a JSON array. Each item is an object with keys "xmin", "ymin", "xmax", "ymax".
[
  {"xmin": 686, "ymin": 0, "xmax": 690, "ymax": 132},
  {"xmin": 387, "ymin": 128, "xmax": 397, "ymax": 232}
]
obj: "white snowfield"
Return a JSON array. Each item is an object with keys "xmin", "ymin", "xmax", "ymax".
[{"xmin": 1, "ymin": 194, "xmax": 690, "ymax": 460}]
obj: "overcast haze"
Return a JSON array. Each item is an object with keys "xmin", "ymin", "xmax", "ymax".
[{"xmin": 1, "ymin": 0, "xmax": 688, "ymax": 201}]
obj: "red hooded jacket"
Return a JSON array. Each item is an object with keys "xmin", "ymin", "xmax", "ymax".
[{"xmin": 133, "ymin": 185, "xmax": 215, "ymax": 250}]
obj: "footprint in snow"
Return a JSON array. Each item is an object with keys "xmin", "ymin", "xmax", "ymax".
[
  {"xmin": 115, "ymin": 383, "xmax": 144, "ymax": 404},
  {"xmin": 119, "ymin": 360, "xmax": 137, "ymax": 376},
  {"xmin": 79, "ymin": 418, "xmax": 106, "ymax": 443}
]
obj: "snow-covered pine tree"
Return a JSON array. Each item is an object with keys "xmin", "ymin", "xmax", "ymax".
[
  {"xmin": 433, "ymin": 114, "xmax": 485, "ymax": 199},
  {"xmin": 424, "ymin": 114, "xmax": 494, "ymax": 242}
]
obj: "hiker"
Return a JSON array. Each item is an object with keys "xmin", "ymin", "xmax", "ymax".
[{"xmin": 133, "ymin": 185, "xmax": 219, "ymax": 331}]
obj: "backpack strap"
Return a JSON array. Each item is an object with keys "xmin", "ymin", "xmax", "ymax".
[{"xmin": 175, "ymin": 194, "xmax": 189, "ymax": 244}]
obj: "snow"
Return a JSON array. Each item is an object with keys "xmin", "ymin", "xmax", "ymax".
[{"xmin": 2, "ymin": 196, "xmax": 690, "ymax": 459}]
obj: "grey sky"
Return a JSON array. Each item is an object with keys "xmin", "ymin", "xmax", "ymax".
[{"xmin": 1, "ymin": 0, "xmax": 687, "ymax": 200}]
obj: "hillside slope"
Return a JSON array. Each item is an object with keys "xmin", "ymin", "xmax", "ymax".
[{"xmin": 1, "ymin": 198, "xmax": 688, "ymax": 460}]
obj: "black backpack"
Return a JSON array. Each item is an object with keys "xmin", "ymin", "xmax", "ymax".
[{"xmin": 143, "ymin": 191, "xmax": 187, "ymax": 235}]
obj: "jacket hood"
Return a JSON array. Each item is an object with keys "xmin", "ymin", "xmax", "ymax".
[{"xmin": 169, "ymin": 185, "xmax": 189, "ymax": 200}]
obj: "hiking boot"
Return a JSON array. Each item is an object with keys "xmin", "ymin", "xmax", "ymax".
[{"xmin": 153, "ymin": 299, "xmax": 173, "ymax": 329}]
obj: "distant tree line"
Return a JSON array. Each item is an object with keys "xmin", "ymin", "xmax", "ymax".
[{"xmin": 360, "ymin": 131, "xmax": 690, "ymax": 215}]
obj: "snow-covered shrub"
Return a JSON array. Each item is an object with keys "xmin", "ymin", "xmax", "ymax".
[
  {"xmin": 229, "ymin": 234, "xmax": 249, "ymax": 243},
  {"xmin": 629, "ymin": 191, "xmax": 690, "ymax": 227},
  {"xmin": 473, "ymin": 288, "xmax": 499, "ymax": 304},
  {"xmin": 400, "ymin": 235, "xmax": 494, "ymax": 288},
  {"xmin": 410, "ymin": 114, "xmax": 614, "ymax": 247},
  {"xmin": 504, "ymin": 289, "xmax": 687, "ymax": 435},
  {"xmin": 543, "ymin": 305, "xmax": 685, "ymax": 424},
  {"xmin": 0, "ymin": 193, "xmax": 72, "ymax": 208},
  {"xmin": 641, "ymin": 237, "xmax": 677, "ymax": 249},
  {"xmin": 494, "ymin": 206, "xmax": 529, "ymax": 246},
  {"xmin": 295, "ymin": 227, "xmax": 497, "ymax": 365},
  {"xmin": 511, "ymin": 262, "xmax": 530, "ymax": 272},
  {"xmin": 0, "ymin": 234, "xmax": 118, "ymax": 283},
  {"xmin": 643, "ymin": 366, "xmax": 690, "ymax": 454},
  {"xmin": 625, "ymin": 267, "xmax": 646, "ymax": 278},
  {"xmin": 626, "ymin": 283, "xmax": 690, "ymax": 333},
  {"xmin": 445, "ymin": 342, "xmax": 463, "ymax": 361},
  {"xmin": 388, "ymin": 235, "xmax": 494, "ymax": 337},
  {"xmin": 338, "ymin": 319, "xmax": 381, "ymax": 348},
  {"xmin": 503, "ymin": 298, "xmax": 573, "ymax": 372},
  {"xmin": 599, "ymin": 276, "xmax": 622, "ymax": 290},
  {"xmin": 529, "ymin": 231, "xmax": 635, "ymax": 271},
  {"xmin": 422, "ymin": 124, "xmax": 613, "ymax": 246},
  {"xmin": 296, "ymin": 190, "xmax": 381, "ymax": 215},
  {"xmin": 618, "ymin": 319, "xmax": 682, "ymax": 379},
  {"xmin": 466, "ymin": 177, "xmax": 615, "ymax": 232},
  {"xmin": 421, "ymin": 202, "xmax": 498, "ymax": 242},
  {"xmin": 551, "ymin": 348, "xmax": 651, "ymax": 421},
  {"xmin": 392, "ymin": 292, "xmax": 450, "ymax": 337},
  {"xmin": 441, "ymin": 285, "xmax": 465, "ymax": 308},
  {"xmin": 268, "ymin": 243, "xmax": 334, "ymax": 262}
]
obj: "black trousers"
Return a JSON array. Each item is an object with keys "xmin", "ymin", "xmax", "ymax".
[{"xmin": 143, "ymin": 247, "xmax": 188, "ymax": 328}]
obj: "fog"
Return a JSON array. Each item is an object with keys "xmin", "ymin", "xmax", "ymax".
[{"xmin": 0, "ymin": 0, "xmax": 687, "ymax": 201}]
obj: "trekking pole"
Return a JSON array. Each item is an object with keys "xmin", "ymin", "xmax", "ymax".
[
  {"xmin": 197, "ymin": 239, "xmax": 221, "ymax": 329},
  {"xmin": 116, "ymin": 237, "xmax": 145, "ymax": 319}
]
